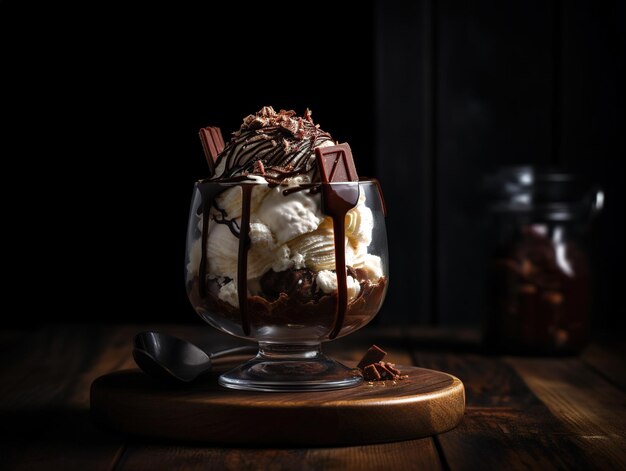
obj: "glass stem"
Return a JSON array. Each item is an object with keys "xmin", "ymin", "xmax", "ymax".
[{"xmin": 257, "ymin": 342, "xmax": 324, "ymax": 361}]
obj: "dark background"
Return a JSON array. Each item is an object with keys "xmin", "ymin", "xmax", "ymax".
[{"xmin": 1, "ymin": 1, "xmax": 624, "ymax": 330}]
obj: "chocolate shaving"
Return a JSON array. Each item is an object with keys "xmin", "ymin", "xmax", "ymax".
[
  {"xmin": 315, "ymin": 143, "xmax": 358, "ymax": 183},
  {"xmin": 199, "ymin": 126, "xmax": 225, "ymax": 176},
  {"xmin": 212, "ymin": 106, "xmax": 333, "ymax": 181},
  {"xmin": 253, "ymin": 160, "xmax": 266, "ymax": 175}
]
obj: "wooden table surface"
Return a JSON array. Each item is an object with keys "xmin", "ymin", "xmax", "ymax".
[{"xmin": 1, "ymin": 324, "xmax": 625, "ymax": 470}]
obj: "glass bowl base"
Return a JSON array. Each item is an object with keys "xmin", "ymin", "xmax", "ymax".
[{"xmin": 218, "ymin": 343, "xmax": 363, "ymax": 392}]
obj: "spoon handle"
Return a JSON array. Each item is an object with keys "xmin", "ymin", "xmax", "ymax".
[
  {"xmin": 209, "ymin": 345, "xmax": 258, "ymax": 368},
  {"xmin": 210, "ymin": 345, "xmax": 258, "ymax": 359}
]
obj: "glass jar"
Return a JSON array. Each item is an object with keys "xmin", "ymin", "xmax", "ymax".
[{"xmin": 483, "ymin": 167, "xmax": 603, "ymax": 355}]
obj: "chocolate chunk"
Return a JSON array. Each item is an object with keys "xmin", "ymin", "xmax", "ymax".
[
  {"xmin": 260, "ymin": 269, "xmax": 318, "ymax": 303},
  {"xmin": 383, "ymin": 362, "xmax": 401, "ymax": 376},
  {"xmin": 356, "ymin": 344, "xmax": 408, "ymax": 381},
  {"xmin": 315, "ymin": 143, "xmax": 358, "ymax": 183},
  {"xmin": 199, "ymin": 126, "xmax": 225, "ymax": 175},
  {"xmin": 357, "ymin": 345, "xmax": 387, "ymax": 370},
  {"xmin": 375, "ymin": 362, "xmax": 398, "ymax": 380},
  {"xmin": 363, "ymin": 364, "xmax": 381, "ymax": 381}
]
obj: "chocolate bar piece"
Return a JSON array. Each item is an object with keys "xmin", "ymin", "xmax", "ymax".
[
  {"xmin": 383, "ymin": 362, "xmax": 401, "ymax": 376},
  {"xmin": 199, "ymin": 126, "xmax": 225, "ymax": 175},
  {"xmin": 363, "ymin": 364, "xmax": 381, "ymax": 381},
  {"xmin": 315, "ymin": 143, "xmax": 358, "ymax": 183},
  {"xmin": 375, "ymin": 362, "xmax": 400, "ymax": 380},
  {"xmin": 357, "ymin": 345, "xmax": 387, "ymax": 370},
  {"xmin": 357, "ymin": 345, "xmax": 408, "ymax": 382}
]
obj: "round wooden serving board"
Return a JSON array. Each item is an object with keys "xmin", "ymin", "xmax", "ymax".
[{"xmin": 91, "ymin": 366, "xmax": 464, "ymax": 446}]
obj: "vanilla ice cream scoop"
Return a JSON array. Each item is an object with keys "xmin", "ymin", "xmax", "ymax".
[
  {"xmin": 196, "ymin": 186, "xmax": 381, "ymax": 306},
  {"xmin": 213, "ymin": 175, "xmax": 269, "ymax": 219},
  {"xmin": 256, "ymin": 185, "xmax": 323, "ymax": 245}
]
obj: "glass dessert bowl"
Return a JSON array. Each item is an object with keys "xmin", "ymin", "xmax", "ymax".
[{"xmin": 185, "ymin": 179, "xmax": 388, "ymax": 391}]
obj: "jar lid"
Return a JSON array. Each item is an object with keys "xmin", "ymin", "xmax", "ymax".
[{"xmin": 484, "ymin": 166, "xmax": 603, "ymax": 221}]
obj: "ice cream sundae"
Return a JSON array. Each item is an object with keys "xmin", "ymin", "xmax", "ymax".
[{"xmin": 186, "ymin": 106, "xmax": 387, "ymax": 344}]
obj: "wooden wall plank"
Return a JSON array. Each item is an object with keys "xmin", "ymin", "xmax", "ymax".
[
  {"xmin": 375, "ymin": 1, "xmax": 434, "ymax": 325},
  {"xmin": 0, "ymin": 326, "xmax": 126, "ymax": 470},
  {"xmin": 434, "ymin": 0, "xmax": 555, "ymax": 325},
  {"xmin": 559, "ymin": 0, "xmax": 626, "ymax": 330}
]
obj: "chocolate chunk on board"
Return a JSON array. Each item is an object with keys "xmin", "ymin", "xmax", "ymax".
[
  {"xmin": 315, "ymin": 143, "xmax": 358, "ymax": 183},
  {"xmin": 374, "ymin": 362, "xmax": 399, "ymax": 380},
  {"xmin": 363, "ymin": 364, "xmax": 381, "ymax": 381},
  {"xmin": 357, "ymin": 345, "xmax": 387, "ymax": 370},
  {"xmin": 357, "ymin": 346, "xmax": 408, "ymax": 381},
  {"xmin": 199, "ymin": 126, "xmax": 225, "ymax": 175},
  {"xmin": 383, "ymin": 362, "xmax": 401, "ymax": 376}
]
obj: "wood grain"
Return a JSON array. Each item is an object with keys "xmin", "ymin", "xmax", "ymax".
[
  {"xmin": 375, "ymin": 0, "xmax": 434, "ymax": 325},
  {"xmin": 0, "ymin": 326, "xmax": 127, "ymax": 470},
  {"xmin": 581, "ymin": 341, "xmax": 626, "ymax": 392},
  {"xmin": 415, "ymin": 351, "xmax": 599, "ymax": 470},
  {"xmin": 118, "ymin": 440, "xmax": 442, "ymax": 471},
  {"xmin": 508, "ymin": 356, "xmax": 626, "ymax": 469},
  {"xmin": 91, "ymin": 365, "xmax": 464, "ymax": 446},
  {"xmin": 559, "ymin": 0, "xmax": 626, "ymax": 331},
  {"xmin": 4, "ymin": 324, "xmax": 625, "ymax": 470},
  {"xmin": 114, "ymin": 326, "xmax": 445, "ymax": 469}
]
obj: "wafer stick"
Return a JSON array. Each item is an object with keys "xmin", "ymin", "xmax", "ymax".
[{"xmin": 199, "ymin": 126, "xmax": 225, "ymax": 176}]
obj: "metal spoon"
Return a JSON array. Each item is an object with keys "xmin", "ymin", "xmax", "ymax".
[{"xmin": 133, "ymin": 331, "xmax": 258, "ymax": 383}]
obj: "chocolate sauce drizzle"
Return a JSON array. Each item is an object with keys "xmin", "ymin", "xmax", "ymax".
[
  {"xmin": 321, "ymin": 183, "xmax": 361, "ymax": 339},
  {"xmin": 237, "ymin": 185, "xmax": 253, "ymax": 336},
  {"xmin": 210, "ymin": 107, "xmax": 333, "ymax": 181},
  {"xmin": 196, "ymin": 183, "xmax": 234, "ymax": 299},
  {"xmin": 212, "ymin": 201, "xmax": 241, "ymax": 238},
  {"xmin": 199, "ymin": 199, "xmax": 210, "ymax": 298},
  {"xmin": 195, "ymin": 181, "xmax": 253, "ymax": 336}
]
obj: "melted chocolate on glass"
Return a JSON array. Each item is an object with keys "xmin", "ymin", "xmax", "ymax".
[
  {"xmin": 196, "ymin": 183, "xmax": 232, "ymax": 299},
  {"xmin": 237, "ymin": 185, "xmax": 253, "ymax": 336},
  {"xmin": 320, "ymin": 183, "xmax": 360, "ymax": 339}
]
